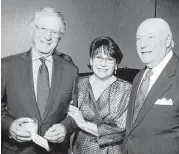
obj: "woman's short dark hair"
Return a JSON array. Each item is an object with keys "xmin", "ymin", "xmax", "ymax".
[{"xmin": 88, "ymin": 36, "xmax": 123, "ymax": 69}]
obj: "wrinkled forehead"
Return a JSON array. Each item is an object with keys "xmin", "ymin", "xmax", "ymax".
[
  {"xmin": 34, "ymin": 12, "xmax": 62, "ymax": 30},
  {"xmin": 137, "ymin": 18, "xmax": 171, "ymax": 37},
  {"xmin": 137, "ymin": 22, "xmax": 159, "ymax": 37}
]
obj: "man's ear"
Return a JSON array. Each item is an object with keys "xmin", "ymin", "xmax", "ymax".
[
  {"xmin": 29, "ymin": 22, "xmax": 35, "ymax": 36},
  {"xmin": 166, "ymin": 34, "xmax": 172, "ymax": 48},
  {"xmin": 29, "ymin": 28, "xmax": 33, "ymax": 36}
]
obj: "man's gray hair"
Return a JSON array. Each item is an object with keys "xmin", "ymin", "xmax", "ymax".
[{"xmin": 31, "ymin": 7, "xmax": 66, "ymax": 37}]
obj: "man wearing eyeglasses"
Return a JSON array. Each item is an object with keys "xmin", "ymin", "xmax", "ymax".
[{"xmin": 1, "ymin": 7, "xmax": 78, "ymax": 154}]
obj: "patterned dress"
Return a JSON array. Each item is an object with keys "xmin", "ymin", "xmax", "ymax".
[{"xmin": 72, "ymin": 76, "xmax": 132, "ymax": 154}]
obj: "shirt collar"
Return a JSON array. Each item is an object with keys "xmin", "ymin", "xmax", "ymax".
[
  {"xmin": 32, "ymin": 49, "xmax": 53, "ymax": 63},
  {"xmin": 151, "ymin": 50, "xmax": 173, "ymax": 77}
]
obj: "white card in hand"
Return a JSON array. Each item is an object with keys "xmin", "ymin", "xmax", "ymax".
[{"xmin": 30, "ymin": 132, "xmax": 50, "ymax": 152}]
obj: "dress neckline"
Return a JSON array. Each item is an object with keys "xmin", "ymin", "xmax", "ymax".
[{"xmin": 88, "ymin": 75, "xmax": 118, "ymax": 101}]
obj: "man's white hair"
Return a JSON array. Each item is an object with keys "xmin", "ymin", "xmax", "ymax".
[{"xmin": 31, "ymin": 7, "xmax": 66, "ymax": 36}]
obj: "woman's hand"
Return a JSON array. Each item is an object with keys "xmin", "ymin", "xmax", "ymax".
[
  {"xmin": 68, "ymin": 105, "xmax": 98, "ymax": 136},
  {"xmin": 68, "ymin": 105, "xmax": 87, "ymax": 129}
]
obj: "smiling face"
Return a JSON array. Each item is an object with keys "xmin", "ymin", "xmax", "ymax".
[
  {"xmin": 30, "ymin": 11, "xmax": 63, "ymax": 57},
  {"xmin": 136, "ymin": 19, "xmax": 171, "ymax": 68},
  {"xmin": 90, "ymin": 48, "xmax": 117, "ymax": 80}
]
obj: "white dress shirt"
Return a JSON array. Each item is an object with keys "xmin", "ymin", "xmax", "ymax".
[
  {"xmin": 141, "ymin": 51, "xmax": 173, "ymax": 96},
  {"xmin": 32, "ymin": 50, "xmax": 53, "ymax": 99}
]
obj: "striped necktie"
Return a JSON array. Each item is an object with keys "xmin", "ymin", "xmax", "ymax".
[
  {"xmin": 133, "ymin": 69, "xmax": 153, "ymax": 123},
  {"xmin": 37, "ymin": 57, "xmax": 50, "ymax": 117}
]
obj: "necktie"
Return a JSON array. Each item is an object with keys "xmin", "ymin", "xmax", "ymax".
[
  {"xmin": 133, "ymin": 68, "xmax": 153, "ymax": 123},
  {"xmin": 37, "ymin": 57, "xmax": 50, "ymax": 117}
]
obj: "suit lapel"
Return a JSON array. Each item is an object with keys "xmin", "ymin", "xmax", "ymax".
[
  {"xmin": 41, "ymin": 54, "xmax": 64, "ymax": 121},
  {"xmin": 20, "ymin": 50, "xmax": 41, "ymax": 120},
  {"xmin": 131, "ymin": 54, "xmax": 178, "ymax": 132}
]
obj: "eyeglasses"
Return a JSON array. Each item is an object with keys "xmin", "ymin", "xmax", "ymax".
[
  {"xmin": 94, "ymin": 56, "xmax": 116, "ymax": 64},
  {"xmin": 34, "ymin": 24, "xmax": 61, "ymax": 38}
]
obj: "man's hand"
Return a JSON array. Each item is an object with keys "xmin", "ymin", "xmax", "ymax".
[
  {"xmin": 44, "ymin": 124, "xmax": 66, "ymax": 143},
  {"xmin": 9, "ymin": 117, "xmax": 33, "ymax": 142}
]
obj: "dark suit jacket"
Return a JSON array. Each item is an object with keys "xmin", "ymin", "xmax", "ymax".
[
  {"xmin": 1, "ymin": 50, "xmax": 79, "ymax": 154},
  {"xmin": 124, "ymin": 53, "xmax": 179, "ymax": 154}
]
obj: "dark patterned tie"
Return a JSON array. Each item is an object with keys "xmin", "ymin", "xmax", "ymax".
[
  {"xmin": 37, "ymin": 57, "xmax": 50, "ymax": 117},
  {"xmin": 133, "ymin": 68, "xmax": 153, "ymax": 123}
]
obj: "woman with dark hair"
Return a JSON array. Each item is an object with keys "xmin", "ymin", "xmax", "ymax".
[{"xmin": 69, "ymin": 36, "xmax": 131, "ymax": 154}]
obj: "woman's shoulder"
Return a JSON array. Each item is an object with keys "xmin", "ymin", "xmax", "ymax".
[
  {"xmin": 78, "ymin": 76, "xmax": 90, "ymax": 82},
  {"xmin": 114, "ymin": 78, "xmax": 132, "ymax": 90},
  {"xmin": 78, "ymin": 76, "xmax": 90, "ymax": 86}
]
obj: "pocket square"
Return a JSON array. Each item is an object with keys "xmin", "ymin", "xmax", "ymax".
[{"xmin": 155, "ymin": 98, "xmax": 173, "ymax": 105}]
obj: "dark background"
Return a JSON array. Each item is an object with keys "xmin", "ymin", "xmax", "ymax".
[{"xmin": 2, "ymin": 0, "xmax": 179, "ymax": 73}]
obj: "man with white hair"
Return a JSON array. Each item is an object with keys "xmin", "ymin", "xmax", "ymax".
[
  {"xmin": 124, "ymin": 18, "xmax": 179, "ymax": 154},
  {"xmin": 1, "ymin": 7, "xmax": 78, "ymax": 154}
]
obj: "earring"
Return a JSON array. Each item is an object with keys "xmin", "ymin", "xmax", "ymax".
[
  {"xmin": 91, "ymin": 65, "xmax": 93, "ymax": 71},
  {"xmin": 114, "ymin": 68, "xmax": 117, "ymax": 75}
]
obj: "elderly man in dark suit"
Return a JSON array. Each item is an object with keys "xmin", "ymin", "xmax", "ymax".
[
  {"xmin": 1, "ymin": 7, "xmax": 78, "ymax": 154},
  {"xmin": 124, "ymin": 18, "xmax": 179, "ymax": 154}
]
